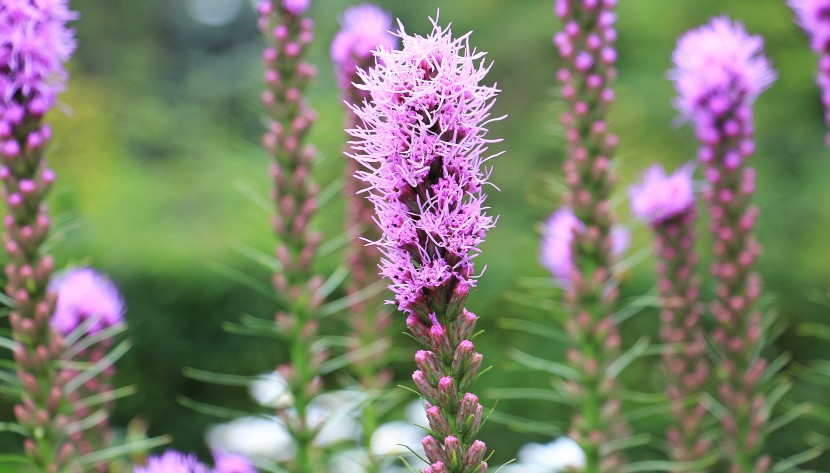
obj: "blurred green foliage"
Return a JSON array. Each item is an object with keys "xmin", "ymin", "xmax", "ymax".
[{"xmin": 2, "ymin": 0, "xmax": 830, "ymax": 470}]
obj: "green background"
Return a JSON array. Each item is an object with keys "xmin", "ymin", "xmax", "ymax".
[{"xmin": 2, "ymin": 0, "xmax": 829, "ymax": 470}]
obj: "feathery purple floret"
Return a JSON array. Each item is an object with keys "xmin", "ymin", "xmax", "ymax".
[
  {"xmin": 135, "ymin": 451, "xmax": 210, "ymax": 473},
  {"xmin": 212, "ymin": 452, "xmax": 257, "ymax": 473},
  {"xmin": 349, "ymin": 19, "xmax": 500, "ymax": 316},
  {"xmin": 0, "ymin": 0, "xmax": 77, "ymax": 120},
  {"xmin": 541, "ymin": 207, "xmax": 628, "ymax": 284},
  {"xmin": 331, "ymin": 4, "xmax": 397, "ymax": 93},
  {"xmin": 49, "ymin": 268, "xmax": 125, "ymax": 337},
  {"xmin": 671, "ymin": 17, "xmax": 775, "ymax": 126},
  {"xmin": 629, "ymin": 164, "xmax": 695, "ymax": 225}
]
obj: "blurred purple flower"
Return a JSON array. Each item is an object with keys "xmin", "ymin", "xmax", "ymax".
[
  {"xmin": 331, "ymin": 4, "xmax": 397, "ymax": 93},
  {"xmin": 50, "ymin": 267, "xmax": 125, "ymax": 337},
  {"xmin": 541, "ymin": 207, "xmax": 628, "ymax": 283},
  {"xmin": 212, "ymin": 451, "xmax": 257, "ymax": 473},
  {"xmin": 671, "ymin": 17, "xmax": 775, "ymax": 125},
  {"xmin": 134, "ymin": 451, "xmax": 209, "ymax": 473},
  {"xmin": 0, "ymin": 0, "xmax": 77, "ymax": 117},
  {"xmin": 790, "ymin": 0, "xmax": 830, "ymax": 51},
  {"xmin": 349, "ymin": 19, "xmax": 500, "ymax": 316},
  {"xmin": 629, "ymin": 164, "xmax": 695, "ymax": 225}
]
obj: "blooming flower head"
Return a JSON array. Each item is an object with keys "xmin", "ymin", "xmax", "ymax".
[
  {"xmin": 212, "ymin": 452, "xmax": 257, "ymax": 473},
  {"xmin": 134, "ymin": 451, "xmax": 209, "ymax": 473},
  {"xmin": 789, "ymin": 0, "xmax": 830, "ymax": 51},
  {"xmin": 349, "ymin": 18, "xmax": 500, "ymax": 317},
  {"xmin": 629, "ymin": 164, "xmax": 695, "ymax": 225},
  {"xmin": 50, "ymin": 267, "xmax": 125, "ymax": 337},
  {"xmin": 0, "ymin": 0, "xmax": 77, "ymax": 119},
  {"xmin": 541, "ymin": 207, "xmax": 628, "ymax": 283},
  {"xmin": 331, "ymin": 4, "xmax": 397, "ymax": 92},
  {"xmin": 670, "ymin": 17, "xmax": 775, "ymax": 122}
]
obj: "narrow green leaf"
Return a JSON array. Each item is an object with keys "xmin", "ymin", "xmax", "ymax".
[
  {"xmin": 607, "ymin": 337, "xmax": 651, "ymax": 378},
  {"xmin": 64, "ymin": 340, "xmax": 131, "ymax": 395},
  {"xmin": 0, "ymin": 336, "xmax": 16, "ymax": 352},
  {"xmin": 0, "ymin": 454, "xmax": 29, "ymax": 464},
  {"xmin": 78, "ymin": 385, "xmax": 138, "ymax": 409},
  {"xmin": 0, "ymin": 422, "xmax": 27, "ymax": 436},
  {"xmin": 509, "ymin": 349, "xmax": 579, "ymax": 380},
  {"xmin": 233, "ymin": 242, "xmax": 280, "ymax": 272},
  {"xmin": 600, "ymin": 433, "xmax": 651, "ymax": 455},
  {"xmin": 234, "ymin": 180, "xmax": 271, "ymax": 213},
  {"xmin": 319, "ymin": 265, "xmax": 349, "ymax": 299},
  {"xmin": 73, "ymin": 436, "xmax": 172, "ymax": 467},
  {"xmin": 320, "ymin": 339, "xmax": 389, "ymax": 375},
  {"xmin": 182, "ymin": 367, "xmax": 255, "ymax": 387},
  {"xmin": 178, "ymin": 396, "xmax": 252, "ymax": 420},
  {"xmin": 771, "ymin": 447, "xmax": 823, "ymax": 473},
  {"xmin": 484, "ymin": 388, "xmax": 568, "ymax": 404},
  {"xmin": 497, "ymin": 318, "xmax": 568, "ymax": 343},
  {"xmin": 485, "ymin": 411, "xmax": 563, "ymax": 436},
  {"xmin": 319, "ymin": 282, "xmax": 386, "ymax": 317},
  {"xmin": 210, "ymin": 262, "xmax": 275, "ymax": 300},
  {"xmin": 64, "ymin": 323, "xmax": 127, "ymax": 358}
]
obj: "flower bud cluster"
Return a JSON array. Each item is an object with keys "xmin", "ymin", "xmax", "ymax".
[
  {"xmin": 629, "ymin": 165, "xmax": 709, "ymax": 467},
  {"xmin": 672, "ymin": 17, "xmax": 775, "ymax": 473},
  {"xmin": 551, "ymin": 2, "xmax": 629, "ymax": 471}
]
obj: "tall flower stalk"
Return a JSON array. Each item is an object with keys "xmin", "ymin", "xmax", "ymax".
[
  {"xmin": 671, "ymin": 17, "xmax": 776, "ymax": 473},
  {"xmin": 789, "ymin": 0, "xmax": 830, "ymax": 145},
  {"xmin": 0, "ymin": 1, "xmax": 78, "ymax": 469},
  {"xmin": 552, "ymin": 1, "xmax": 629, "ymax": 470},
  {"xmin": 257, "ymin": 1, "xmax": 325, "ymax": 471},
  {"xmin": 348, "ymin": 18, "xmax": 500, "ymax": 473},
  {"xmin": 629, "ymin": 165, "xmax": 710, "ymax": 470},
  {"xmin": 331, "ymin": 5, "xmax": 397, "ymax": 466}
]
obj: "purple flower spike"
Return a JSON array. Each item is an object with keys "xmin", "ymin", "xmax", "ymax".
[
  {"xmin": 135, "ymin": 451, "xmax": 210, "ymax": 473},
  {"xmin": 331, "ymin": 4, "xmax": 397, "ymax": 96},
  {"xmin": 50, "ymin": 268, "xmax": 125, "ymax": 337},
  {"xmin": 789, "ymin": 0, "xmax": 830, "ymax": 144},
  {"xmin": 349, "ymin": 19, "xmax": 499, "ymax": 318},
  {"xmin": 349, "ymin": 15, "xmax": 498, "ymax": 473},
  {"xmin": 541, "ymin": 207, "xmax": 628, "ymax": 284},
  {"xmin": 280, "ymin": 0, "xmax": 309, "ymax": 16},
  {"xmin": 672, "ymin": 17, "xmax": 775, "ymax": 473},
  {"xmin": 1, "ymin": 0, "xmax": 78, "ymax": 468},
  {"xmin": 628, "ymin": 164, "xmax": 695, "ymax": 225}
]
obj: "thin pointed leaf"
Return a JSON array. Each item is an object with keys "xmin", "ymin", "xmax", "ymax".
[
  {"xmin": 178, "ymin": 396, "xmax": 252, "ymax": 420},
  {"xmin": 606, "ymin": 337, "xmax": 651, "ymax": 378},
  {"xmin": 73, "ymin": 435, "xmax": 172, "ymax": 467},
  {"xmin": 319, "ymin": 282, "xmax": 386, "ymax": 317},
  {"xmin": 0, "ymin": 454, "xmax": 29, "ymax": 464},
  {"xmin": 0, "ymin": 422, "xmax": 27, "ymax": 436},
  {"xmin": 767, "ymin": 402, "xmax": 811, "ymax": 434},
  {"xmin": 485, "ymin": 411, "xmax": 563, "ymax": 436},
  {"xmin": 64, "ymin": 323, "xmax": 127, "ymax": 359},
  {"xmin": 485, "ymin": 388, "xmax": 568, "ymax": 404},
  {"xmin": 0, "ymin": 336, "xmax": 16, "ymax": 352},
  {"xmin": 319, "ymin": 265, "xmax": 349, "ymax": 299},
  {"xmin": 320, "ymin": 339, "xmax": 389, "ymax": 375},
  {"xmin": 600, "ymin": 433, "xmax": 651, "ymax": 455},
  {"xmin": 64, "ymin": 340, "xmax": 131, "ymax": 395},
  {"xmin": 210, "ymin": 262, "xmax": 275, "ymax": 300},
  {"xmin": 771, "ymin": 447, "xmax": 823, "ymax": 473},
  {"xmin": 234, "ymin": 180, "xmax": 271, "ymax": 213},
  {"xmin": 498, "ymin": 318, "xmax": 568, "ymax": 343},
  {"xmin": 78, "ymin": 385, "xmax": 137, "ymax": 409},
  {"xmin": 182, "ymin": 367, "xmax": 256, "ymax": 387},
  {"xmin": 233, "ymin": 242, "xmax": 280, "ymax": 272},
  {"xmin": 509, "ymin": 349, "xmax": 579, "ymax": 380}
]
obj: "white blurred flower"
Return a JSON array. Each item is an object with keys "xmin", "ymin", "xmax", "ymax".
[
  {"xmin": 497, "ymin": 464, "xmax": 547, "ymax": 473},
  {"xmin": 329, "ymin": 449, "xmax": 370, "ymax": 473},
  {"xmin": 249, "ymin": 371, "xmax": 294, "ymax": 409},
  {"xmin": 404, "ymin": 399, "xmax": 429, "ymax": 427},
  {"xmin": 184, "ymin": 0, "xmax": 243, "ymax": 26},
  {"xmin": 516, "ymin": 437, "xmax": 586, "ymax": 472},
  {"xmin": 309, "ymin": 390, "xmax": 365, "ymax": 447},
  {"xmin": 206, "ymin": 416, "xmax": 294, "ymax": 462},
  {"xmin": 370, "ymin": 421, "xmax": 424, "ymax": 458}
]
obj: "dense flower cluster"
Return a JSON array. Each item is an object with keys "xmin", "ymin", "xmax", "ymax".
[
  {"xmin": 136, "ymin": 451, "xmax": 255, "ymax": 473},
  {"xmin": 628, "ymin": 164, "xmax": 695, "ymax": 225},
  {"xmin": 331, "ymin": 4, "xmax": 397, "ymax": 95},
  {"xmin": 0, "ymin": 0, "xmax": 77, "ymax": 122},
  {"xmin": 50, "ymin": 268, "xmax": 125, "ymax": 336},
  {"xmin": 671, "ymin": 17, "xmax": 775, "ymax": 130},
  {"xmin": 349, "ymin": 20, "xmax": 499, "ymax": 318}
]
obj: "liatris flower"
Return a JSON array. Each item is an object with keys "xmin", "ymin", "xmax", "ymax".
[
  {"xmin": 258, "ymin": 1, "xmax": 328, "ymax": 471},
  {"xmin": 331, "ymin": 4, "xmax": 397, "ymax": 461},
  {"xmin": 552, "ymin": 1, "xmax": 630, "ymax": 471},
  {"xmin": 540, "ymin": 206, "xmax": 629, "ymax": 285},
  {"xmin": 348, "ymin": 17, "xmax": 500, "ymax": 473},
  {"xmin": 135, "ymin": 451, "xmax": 210, "ymax": 473},
  {"xmin": 0, "ymin": 1, "xmax": 78, "ymax": 469},
  {"xmin": 672, "ymin": 17, "xmax": 775, "ymax": 473},
  {"xmin": 629, "ymin": 164, "xmax": 710, "ymax": 469},
  {"xmin": 213, "ymin": 452, "xmax": 258, "ymax": 473},
  {"xmin": 789, "ymin": 0, "xmax": 830, "ymax": 145},
  {"xmin": 50, "ymin": 267, "xmax": 126, "ymax": 471}
]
